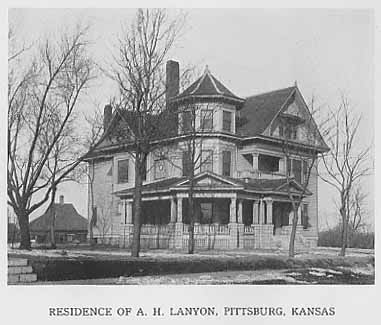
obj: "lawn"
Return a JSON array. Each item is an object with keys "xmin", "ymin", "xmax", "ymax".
[{"xmin": 8, "ymin": 246, "xmax": 374, "ymax": 283}]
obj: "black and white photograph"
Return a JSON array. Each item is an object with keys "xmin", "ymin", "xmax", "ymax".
[{"xmin": 2, "ymin": 3, "xmax": 379, "ymax": 324}]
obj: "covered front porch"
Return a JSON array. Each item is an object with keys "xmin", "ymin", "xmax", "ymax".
[{"xmin": 114, "ymin": 172, "xmax": 310, "ymax": 250}]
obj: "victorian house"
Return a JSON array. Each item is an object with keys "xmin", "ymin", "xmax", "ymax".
[{"xmin": 85, "ymin": 60, "xmax": 328, "ymax": 250}]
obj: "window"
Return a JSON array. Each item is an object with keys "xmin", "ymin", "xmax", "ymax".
[
  {"xmin": 200, "ymin": 110, "xmax": 213, "ymax": 131},
  {"xmin": 302, "ymin": 160, "xmax": 309, "ymax": 184},
  {"xmin": 258, "ymin": 154, "xmax": 280, "ymax": 173},
  {"xmin": 182, "ymin": 111, "xmax": 192, "ymax": 133},
  {"xmin": 222, "ymin": 111, "xmax": 232, "ymax": 132},
  {"xmin": 301, "ymin": 204, "xmax": 309, "ymax": 229},
  {"xmin": 142, "ymin": 158, "xmax": 147, "ymax": 181},
  {"xmin": 222, "ymin": 151, "xmax": 232, "ymax": 176},
  {"xmin": 200, "ymin": 202, "xmax": 213, "ymax": 224},
  {"xmin": 182, "ymin": 151, "xmax": 192, "ymax": 176},
  {"xmin": 201, "ymin": 150, "xmax": 213, "ymax": 172},
  {"xmin": 292, "ymin": 159, "xmax": 302, "ymax": 183},
  {"xmin": 286, "ymin": 158, "xmax": 303, "ymax": 183},
  {"xmin": 285, "ymin": 123, "xmax": 298, "ymax": 140},
  {"xmin": 154, "ymin": 158, "xmax": 167, "ymax": 179},
  {"xmin": 117, "ymin": 159, "xmax": 129, "ymax": 183},
  {"xmin": 286, "ymin": 157, "xmax": 292, "ymax": 176}
]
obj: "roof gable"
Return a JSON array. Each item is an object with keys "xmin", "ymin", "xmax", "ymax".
[
  {"xmin": 237, "ymin": 86, "xmax": 296, "ymax": 136},
  {"xmin": 175, "ymin": 172, "xmax": 241, "ymax": 188},
  {"xmin": 267, "ymin": 87, "xmax": 329, "ymax": 148}
]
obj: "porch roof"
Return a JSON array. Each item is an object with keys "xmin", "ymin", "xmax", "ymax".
[{"xmin": 113, "ymin": 172, "xmax": 311, "ymax": 199}]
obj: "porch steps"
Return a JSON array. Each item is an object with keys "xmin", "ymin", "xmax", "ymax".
[{"xmin": 8, "ymin": 258, "xmax": 37, "ymax": 284}]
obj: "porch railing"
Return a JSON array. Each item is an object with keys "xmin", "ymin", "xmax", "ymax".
[
  {"xmin": 182, "ymin": 223, "xmax": 230, "ymax": 234},
  {"xmin": 140, "ymin": 224, "xmax": 173, "ymax": 235}
]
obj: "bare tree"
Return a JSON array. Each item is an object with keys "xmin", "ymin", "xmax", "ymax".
[
  {"xmin": 7, "ymin": 24, "xmax": 96, "ymax": 250},
  {"xmin": 172, "ymin": 100, "xmax": 218, "ymax": 254},
  {"xmin": 105, "ymin": 9, "xmax": 185, "ymax": 257},
  {"xmin": 349, "ymin": 185, "xmax": 368, "ymax": 232},
  {"xmin": 319, "ymin": 96, "xmax": 372, "ymax": 256},
  {"xmin": 279, "ymin": 96, "xmax": 329, "ymax": 257}
]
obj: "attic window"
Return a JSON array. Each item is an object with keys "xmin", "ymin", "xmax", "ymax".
[{"xmin": 258, "ymin": 154, "xmax": 280, "ymax": 173}]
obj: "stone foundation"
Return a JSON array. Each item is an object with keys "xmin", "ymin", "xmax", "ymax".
[{"xmin": 100, "ymin": 223, "xmax": 314, "ymax": 251}]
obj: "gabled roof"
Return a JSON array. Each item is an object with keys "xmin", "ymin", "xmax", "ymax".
[
  {"xmin": 174, "ymin": 67, "xmax": 244, "ymax": 104},
  {"xmin": 237, "ymin": 86, "xmax": 296, "ymax": 136},
  {"xmin": 30, "ymin": 203, "xmax": 88, "ymax": 232}
]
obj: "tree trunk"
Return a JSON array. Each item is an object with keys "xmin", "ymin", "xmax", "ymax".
[
  {"xmin": 188, "ymin": 175, "xmax": 195, "ymax": 254},
  {"xmin": 18, "ymin": 210, "xmax": 31, "ymax": 250},
  {"xmin": 50, "ymin": 210, "xmax": 57, "ymax": 249},
  {"xmin": 339, "ymin": 209, "xmax": 348, "ymax": 256},
  {"xmin": 49, "ymin": 186, "xmax": 57, "ymax": 249},
  {"xmin": 288, "ymin": 206, "xmax": 299, "ymax": 258},
  {"xmin": 131, "ymin": 157, "xmax": 143, "ymax": 257}
]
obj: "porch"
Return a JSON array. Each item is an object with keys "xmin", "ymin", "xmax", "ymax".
[
  {"xmin": 114, "ymin": 172, "xmax": 311, "ymax": 250},
  {"xmin": 118, "ymin": 195, "xmax": 306, "ymax": 250}
]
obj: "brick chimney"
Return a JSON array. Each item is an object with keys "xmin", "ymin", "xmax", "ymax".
[
  {"xmin": 166, "ymin": 60, "xmax": 179, "ymax": 108},
  {"xmin": 59, "ymin": 195, "xmax": 64, "ymax": 205},
  {"xmin": 103, "ymin": 104, "xmax": 112, "ymax": 131}
]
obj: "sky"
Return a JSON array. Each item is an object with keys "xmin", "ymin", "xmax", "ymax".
[{"xmin": 8, "ymin": 8, "xmax": 374, "ymax": 229}]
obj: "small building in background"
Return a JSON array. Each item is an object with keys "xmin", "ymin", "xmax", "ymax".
[{"xmin": 30, "ymin": 195, "xmax": 88, "ymax": 244}]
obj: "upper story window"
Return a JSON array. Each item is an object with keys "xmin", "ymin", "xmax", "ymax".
[
  {"xmin": 181, "ymin": 111, "xmax": 193, "ymax": 133},
  {"xmin": 222, "ymin": 151, "xmax": 232, "ymax": 176},
  {"xmin": 200, "ymin": 150, "xmax": 213, "ymax": 172},
  {"xmin": 222, "ymin": 111, "xmax": 232, "ymax": 132},
  {"xmin": 182, "ymin": 151, "xmax": 192, "ymax": 177},
  {"xmin": 286, "ymin": 158, "xmax": 309, "ymax": 184},
  {"xmin": 154, "ymin": 158, "xmax": 167, "ymax": 180},
  {"xmin": 258, "ymin": 154, "xmax": 280, "ymax": 173},
  {"xmin": 200, "ymin": 110, "xmax": 213, "ymax": 131},
  {"xmin": 285, "ymin": 123, "xmax": 298, "ymax": 140},
  {"xmin": 142, "ymin": 158, "xmax": 147, "ymax": 181},
  {"xmin": 117, "ymin": 159, "xmax": 129, "ymax": 184}
]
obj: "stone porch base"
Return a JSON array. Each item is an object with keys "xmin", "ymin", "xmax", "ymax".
[{"xmin": 102, "ymin": 223, "xmax": 317, "ymax": 251}]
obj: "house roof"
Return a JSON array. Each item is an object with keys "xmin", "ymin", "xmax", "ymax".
[
  {"xmin": 237, "ymin": 86, "xmax": 296, "ymax": 136},
  {"xmin": 114, "ymin": 172, "xmax": 310, "ymax": 197},
  {"xmin": 174, "ymin": 67, "xmax": 244, "ymax": 103},
  {"xmin": 29, "ymin": 203, "xmax": 88, "ymax": 232}
]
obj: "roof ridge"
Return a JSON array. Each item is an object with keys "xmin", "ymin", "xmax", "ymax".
[
  {"xmin": 190, "ymin": 66, "xmax": 209, "ymax": 95},
  {"xmin": 246, "ymin": 86, "xmax": 296, "ymax": 99},
  {"xmin": 208, "ymin": 72, "xmax": 224, "ymax": 95}
]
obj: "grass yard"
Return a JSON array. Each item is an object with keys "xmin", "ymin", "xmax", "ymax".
[{"xmin": 8, "ymin": 246, "xmax": 374, "ymax": 284}]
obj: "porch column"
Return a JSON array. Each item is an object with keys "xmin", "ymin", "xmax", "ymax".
[
  {"xmin": 259, "ymin": 199, "xmax": 265, "ymax": 224},
  {"xmin": 237, "ymin": 199, "xmax": 243, "ymax": 224},
  {"xmin": 176, "ymin": 197, "xmax": 183, "ymax": 223},
  {"xmin": 126, "ymin": 201, "xmax": 133, "ymax": 224},
  {"xmin": 279, "ymin": 158, "xmax": 286, "ymax": 174},
  {"xmin": 229, "ymin": 198, "xmax": 237, "ymax": 223},
  {"xmin": 170, "ymin": 197, "xmax": 177, "ymax": 223},
  {"xmin": 264, "ymin": 198, "xmax": 273, "ymax": 224},
  {"xmin": 252, "ymin": 200, "xmax": 259, "ymax": 224},
  {"xmin": 252, "ymin": 153, "xmax": 259, "ymax": 171},
  {"xmin": 297, "ymin": 205, "xmax": 303, "ymax": 225}
]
